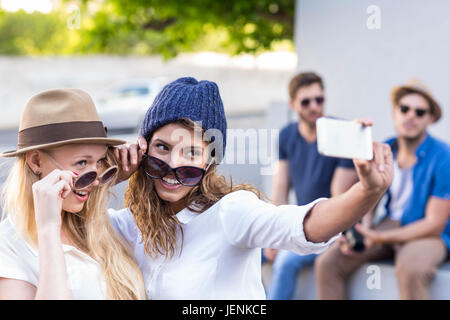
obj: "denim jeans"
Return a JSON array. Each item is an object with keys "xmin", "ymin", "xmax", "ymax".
[{"xmin": 267, "ymin": 250, "xmax": 317, "ymax": 300}]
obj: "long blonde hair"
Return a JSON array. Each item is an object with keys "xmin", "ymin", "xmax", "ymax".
[
  {"xmin": 0, "ymin": 148, "xmax": 147, "ymax": 300},
  {"xmin": 125, "ymin": 119, "xmax": 267, "ymax": 259}
]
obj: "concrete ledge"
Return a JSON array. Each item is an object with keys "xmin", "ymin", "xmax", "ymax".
[{"xmin": 262, "ymin": 260, "xmax": 450, "ymax": 300}]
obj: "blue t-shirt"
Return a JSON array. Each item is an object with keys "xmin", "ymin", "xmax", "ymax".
[{"xmin": 279, "ymin": 122, "xmax": 354, "ymax": 205}]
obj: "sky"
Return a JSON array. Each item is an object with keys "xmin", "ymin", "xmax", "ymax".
[{"xmin": 1, "ymin": 0, "xmax": 53, "ymax": 13}]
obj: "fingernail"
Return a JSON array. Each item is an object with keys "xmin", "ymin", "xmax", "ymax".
[
  {"xmin": 73, "ymin": 172, "xmax": 78, "ymax": 176},
  {"xmin": 379, "ymin": 165, "xmax": 384, "ymax": 172}
]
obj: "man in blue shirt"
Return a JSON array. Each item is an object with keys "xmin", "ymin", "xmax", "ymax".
[
  {"xmin": 316, "ymin": 78, "xmax": 450, "ymax": 300},
  {"xmin": 264, "ymin": 72, "xmax": 358, "ymax": 299}
]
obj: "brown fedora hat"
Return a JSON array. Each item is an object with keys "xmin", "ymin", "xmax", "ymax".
[
  {"xmin": 390, "ymin": 78, "xmax": 442, "ymax": 123},
  {"xmin": 1, "ymin": 88, "xmax": 126, "ymax": 157}
]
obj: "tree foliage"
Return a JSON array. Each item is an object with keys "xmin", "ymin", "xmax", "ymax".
[
  {"xmin": 0, "ymin": 0, "xmax": 295, "ymax": 58},
  {"xmin": 0, "ymin": 9, "xmax": 69, "ymax": 54}
]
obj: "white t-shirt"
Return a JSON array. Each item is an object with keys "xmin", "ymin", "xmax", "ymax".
[
  {"xmin": 389, "ymin": 160, "xmax": 414, "ymax": 221},
  {"xmin": 108, "ymin": 190, "xmax": 338, "ymax": 300},
  {"xmin": 0, "ymin": 216, "xmax": 108, "ymax": 299}
]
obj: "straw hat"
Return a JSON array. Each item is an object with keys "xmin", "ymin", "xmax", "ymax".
[
  {"xmin": 1, "ymin": 88, "xmax": 126, "ymax": 157},
  {"xmin": 390, "ymin": 78, "xmax": 442, "ymax": 122}
]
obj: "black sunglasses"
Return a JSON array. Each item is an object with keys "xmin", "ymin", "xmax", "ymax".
[
  {"xmin": 142, "ymin": 154, "xmax": 210, "ymax": 187},
  {"xmin": 300, "ymin": 96, "xmax": 325, "ymax": 108},
  {"xmin": 399, "ymin": 105, "xmax": 429, "ymax": 118}
]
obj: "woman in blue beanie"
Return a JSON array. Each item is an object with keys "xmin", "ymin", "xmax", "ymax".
[{"xmin": 109, "ymin": 77, "xmax": 394, "ymax": 299}]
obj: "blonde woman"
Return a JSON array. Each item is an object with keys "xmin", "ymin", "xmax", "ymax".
[
  {"xmin": 111, "ymin": 77, "xmax": 394, "ymax": 299},
  {"xmin": 0, "ymin": 89, "xmax": 146, "ymax": 300}
]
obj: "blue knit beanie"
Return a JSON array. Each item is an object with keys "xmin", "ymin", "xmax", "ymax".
[{"xmin": 140, "ymin": 77, "xmax": 227, "ymax": 162}]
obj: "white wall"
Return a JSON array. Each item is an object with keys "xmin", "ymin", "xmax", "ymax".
[{"xmin": 295, "ymin": 0, "xmax": 450, "ymax": 143}]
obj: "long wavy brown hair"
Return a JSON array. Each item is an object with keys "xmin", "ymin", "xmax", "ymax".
[{"xmin": 124, "ymin": 119, "xmax": 268, "ymax": 259}]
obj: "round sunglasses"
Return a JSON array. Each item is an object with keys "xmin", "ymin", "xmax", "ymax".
[
  {"xmin": 42, "ymin": 151, "xmax": 118, "ymax": 190},
  {"xmin": 72, "ymin": 165, "xmax": 118, "ymax": 189},
  {"xmin": 141, "ymin": 154, "xmax": 210, "ymax": 187}
]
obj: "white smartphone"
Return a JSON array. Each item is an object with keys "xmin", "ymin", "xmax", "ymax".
[{"xmin": 316, "ymin": 117, "xmax": 373, "ymax": 160}]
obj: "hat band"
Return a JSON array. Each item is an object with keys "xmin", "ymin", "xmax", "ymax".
[{"xmin": 18, "ymin": 121, "xmax": 107, "ymax": 149}]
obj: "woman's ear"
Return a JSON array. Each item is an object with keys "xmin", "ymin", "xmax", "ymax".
[{"xmin": 25, "ymin": 150, "xmax": 42, "ymax": 176}]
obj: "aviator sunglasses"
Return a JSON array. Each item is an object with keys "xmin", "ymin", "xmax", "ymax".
[
  {"xmin": 42, "ymin": 151, "xmax": 118, "ymax": 190},
  {"xmin": 398, "ymin": 105, "xmax": 429, "ymax": 118},
  {"xmin": 300, "ymin": 96, "xmax": 325, "ymax": 108}
]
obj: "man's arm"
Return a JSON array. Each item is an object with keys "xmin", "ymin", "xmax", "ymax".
[
  {"xmin": 271, "ymin": 160, "xmax": 290, "ymax": 205},
  {"xmin": 330, "ymin": 167, "xmax": 358, "ymax": 197},
  {"xmin": 358, "ymin": 197, "xmax": 450, "ymax": 244},
  {"xmin": 263, "ymin": 160, "xmax": 290, "ymax": 262}
]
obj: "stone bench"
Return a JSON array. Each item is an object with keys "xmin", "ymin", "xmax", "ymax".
[{"xmin": 262, "ymin": 260, "xmax": 450, "ymax": 299}]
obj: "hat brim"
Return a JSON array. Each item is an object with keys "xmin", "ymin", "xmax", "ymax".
[
  {"xmin": 391, "ymin": 85, "xmax": 442, "ymax": 122},
  {"xmin": 1, "ymin": 137, "xmax": 127, "ymax": 158}
]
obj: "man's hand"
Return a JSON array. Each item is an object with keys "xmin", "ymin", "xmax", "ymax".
[
  {"xmin": 263, "ymin": 248, "xmax": 278, "ymax": 263},
  {"xmin": 339, "ymin": 224, "xmax": 384, "ymax": 256},
  {"xmin": 355, "ymin": 223, "xmax": 385, "ymax": 249},
  {"xmin": 338, "ymin": 235, "xmax": 360, "ymax": 256}
]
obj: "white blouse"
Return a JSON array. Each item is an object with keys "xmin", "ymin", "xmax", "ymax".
[
  {"xmin": 0, "ymin": 216, "xmax": 107, "ymax": 299},
  {"xmin": 108, "ymin": 190, "xmax": 339, "ymax": 300}
]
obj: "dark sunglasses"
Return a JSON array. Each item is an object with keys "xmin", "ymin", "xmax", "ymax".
[
  {"xmin": 399, "ymin": 105, "xmax": 429, "ymax": 118},
  {"xmin": 142, "ymin": 154, "xmax": 210, "ymax": 187},
  {"xmin": 43, "ymin": 151, "xmax": 118, "ymax": 189},
  {"xmin": 300, "ymin": 96, "xmax": 325, "ymax": 108}
]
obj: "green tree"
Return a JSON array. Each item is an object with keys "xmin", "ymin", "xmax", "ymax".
[
  {"xmin": 0, "ymin": 7, "xmax": 82, "ymax": 55},
  {"xmin": 79, "ymin": 0, "xmax": 294, "ymax": 58},
  {"xmin": 0, "ymin": 1, "xmax": 295, "ymax": 58},
  {"xmin": 0, "ymin": 9, "xmax": 66, "ymax": 54}
]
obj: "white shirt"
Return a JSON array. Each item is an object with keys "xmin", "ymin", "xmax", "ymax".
[
  {"xmin": 389, "ymin": 160, "xmax": 414, "ymax": 221},
  {"xmin": 108, "ymin": 190, "xmax": 339, "ymax": 300},
  {"xmin": 0, "ymin": 216, "xmax": 107, "ymax": 299}
]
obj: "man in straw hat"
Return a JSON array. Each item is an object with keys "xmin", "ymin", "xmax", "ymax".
[{"xmin": 315, "ymin": 78, "xmax": 450, "ymax": 300}]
